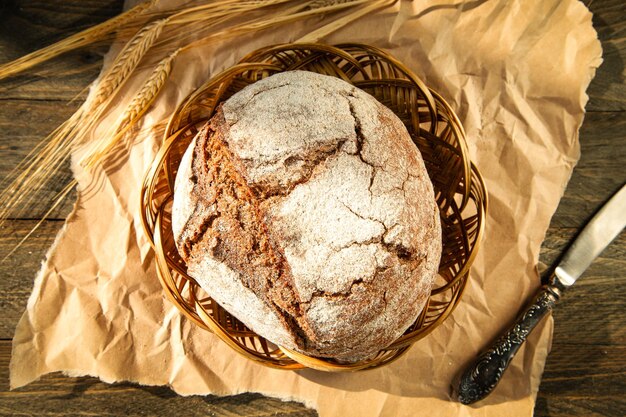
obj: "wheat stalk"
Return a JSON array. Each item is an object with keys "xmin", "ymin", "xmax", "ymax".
[
  {"xmin": 0, "ymin": 2, "xmax": 282, "ymax": 225},
  {"xmin": 68, "ymin": 17, "xmax": 170, "ymax": 150},
  {"xmin": 56, "ymin": 18, "xmax": 168, "ymax": 153},
  {"xmin": 81, "ymin": 0, "xmax": 384, "ymax": 168},
  {"xmin": 0, "ymin": 0, "xmax": 156, "ymax": 80},
  {"xmin": 0, "ymin": 0, "xmax": 387, "ymax": 247},
  {"xmin": 167, "ymin": 0, "xmax": 291, "ymax": 24},
  {"xmin": 0, "ymin": 110, "xmax": 83, "ymax": 223},
  {"xmin": 78, "ymin": 0, "xmax": 307, "ymax": 169},
  {"xmin": 146, "ymin": 0, "xmax": 295, "ymax": 53},
  {"xmin": 81, "ymin": 49, "xmax": 181, "ymax": 169},
  {"xmin": 1, "ymin": 180, "xmax": 77, "ymax": 262},
  {"xmin": 0, "ymin": 17, "xmax": 170, "ymax": 223},
  {"xmin": 91, "ymin": 18, "xmax": 169, "ymax": 106},
  {"xmin": 1, "ymin": 15, "xmax": 164, "ymax": 172}
]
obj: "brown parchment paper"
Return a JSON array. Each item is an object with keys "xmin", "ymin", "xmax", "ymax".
[{"xmin": 10, "ymin": 0, "xmax": 602, "ymax": 415}]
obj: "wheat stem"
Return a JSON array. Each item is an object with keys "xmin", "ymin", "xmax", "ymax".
[{"xmin": 307, "ymin": 0, "xmax": 360, "ymax": 8}]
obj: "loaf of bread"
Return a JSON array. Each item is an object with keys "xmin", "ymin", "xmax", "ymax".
[{"xmin": 172, "ymin": 71, "xmax": 441, "ymax": 362}]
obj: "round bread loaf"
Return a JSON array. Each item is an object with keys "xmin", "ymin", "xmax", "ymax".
[{"xmin": 172, "ymin": 71, "xmax": 442, "ymax": 362}]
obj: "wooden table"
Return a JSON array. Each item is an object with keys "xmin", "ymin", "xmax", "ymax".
[{"xmin": 1, "ymin": 1, "xmax": 624, "ymax": 415}]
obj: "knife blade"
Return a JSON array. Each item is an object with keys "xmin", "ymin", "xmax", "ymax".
[
  {"xmin": 554, "ymin": 184, "xmax": 626, "ymax": 286},
  {"xmin": 456, "ymin": 184, "xmax": 626, "ymax": 405}
]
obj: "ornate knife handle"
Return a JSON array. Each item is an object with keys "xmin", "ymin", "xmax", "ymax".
[{"xmin": 457, "ymin": 285, "xmax": 561, "ymax": 404}]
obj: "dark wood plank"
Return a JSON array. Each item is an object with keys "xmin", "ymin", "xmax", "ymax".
[
  {"xmin": 0, "ymin": 0, "xmax": 125, "ymax": 101},
  {"xmin": 0, "ymin": 341, "xmax": 317, "ymax": 417},
  {"xmin": 535, "ymin": 228, "xmax": 626, "ymax": 417},
  {"xmin": 586, "ymin": 0, "xmax": 626, "ymax": 111},
  {"xmin": 535, "ymin": 344, "xmax": 626, "ymax": 417},
  {"xmin": 549, "ymin": 111, "xmax": 626, "ymax": 228},
  {"xmin": 0, "ymin": 0, "xmax": 123, "ymax": 63},
  {"xmin": 0, "ymin": 219, "xmax": 64, "ymax": 339},
  {"xmin": 540, "ymin": 227, "xmax": 625, "ymax": 343},
  {"xmin": 536, "ymin": 338, "xmax": 626, "ymax": 417},
  {"xmin": 0, "ymin": 99, "xmax": 78, "ymax": 219},
  {"xmin": 0, "ymin": 0, "xmax": 126, "ymax": 219}
]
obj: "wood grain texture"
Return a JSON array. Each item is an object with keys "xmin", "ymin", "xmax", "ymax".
[
  {"xmin": 549, "ymin": 111, "xmax": 626, "ymax": 228},
  {"xmin": 0, "ymin": 0, "xmax": 122, "ymax": 219},
  {"xmin": 534, "ymin": 3, "xmax": 626, "ymax": 413},
  {"xmin": 0, "ymin": 220, "xmax": 64, "ymax": 339},
  {"xmin": 0, "ymin": 100, "xmax": 77, "ymax": 219},
  {"xmin": 0, "ymin": 0, "xmax": 624, "ymax": 416},
  {"xmin": 586, "ymin": 0, "xmax": 626, "ymax": 111},
  {"xmin": 0, "ymin": 0, "xmax": 123, "ymax": 101},
  {"xmin": 535, "ymin": 228, "xmax": 626, "ymax": 417},
  {"xmin": 0, "ymin": 342, "xmax": 316, "ymax": 417}
]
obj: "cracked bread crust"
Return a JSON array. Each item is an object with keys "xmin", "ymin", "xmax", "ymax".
[{"xmin": 172, "ymin": 71, "xmax": 442, "ymax": 362}]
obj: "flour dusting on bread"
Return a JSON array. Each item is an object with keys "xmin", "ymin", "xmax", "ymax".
[{"xmin": 172, "ymin": 71, "xmax": 441, "ymax": 361}]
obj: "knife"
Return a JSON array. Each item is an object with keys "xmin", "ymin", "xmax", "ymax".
[{"xmin": 456, "ymin": 184, "xmax": 626, "ymax": 405}]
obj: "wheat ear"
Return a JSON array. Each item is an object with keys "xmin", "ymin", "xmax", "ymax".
[
  {"xmin": 81, "ymin": 49, "xmax": 181, "ymax": 169},
  {"xmin": 0, "ymin": 0, "xmax": 156, "ymax": 80},
  {"xmin": 91, "ymin": 18, "xmax": 169, "ymax": 106}
]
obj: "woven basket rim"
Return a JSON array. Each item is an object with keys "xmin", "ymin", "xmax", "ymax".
[{"xmin": 140, "ymin": 42, "xmax": 487, "ymax": 372}]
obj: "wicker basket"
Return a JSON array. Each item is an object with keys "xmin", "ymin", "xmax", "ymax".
[{"xmin": 140, "ymin": 43, "xmax": 487, "ymax": 372}]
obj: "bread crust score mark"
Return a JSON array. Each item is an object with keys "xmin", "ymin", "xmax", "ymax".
[{"xmin": 172, "ymin": 71, "xmax": 442, "ymax": 361}]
